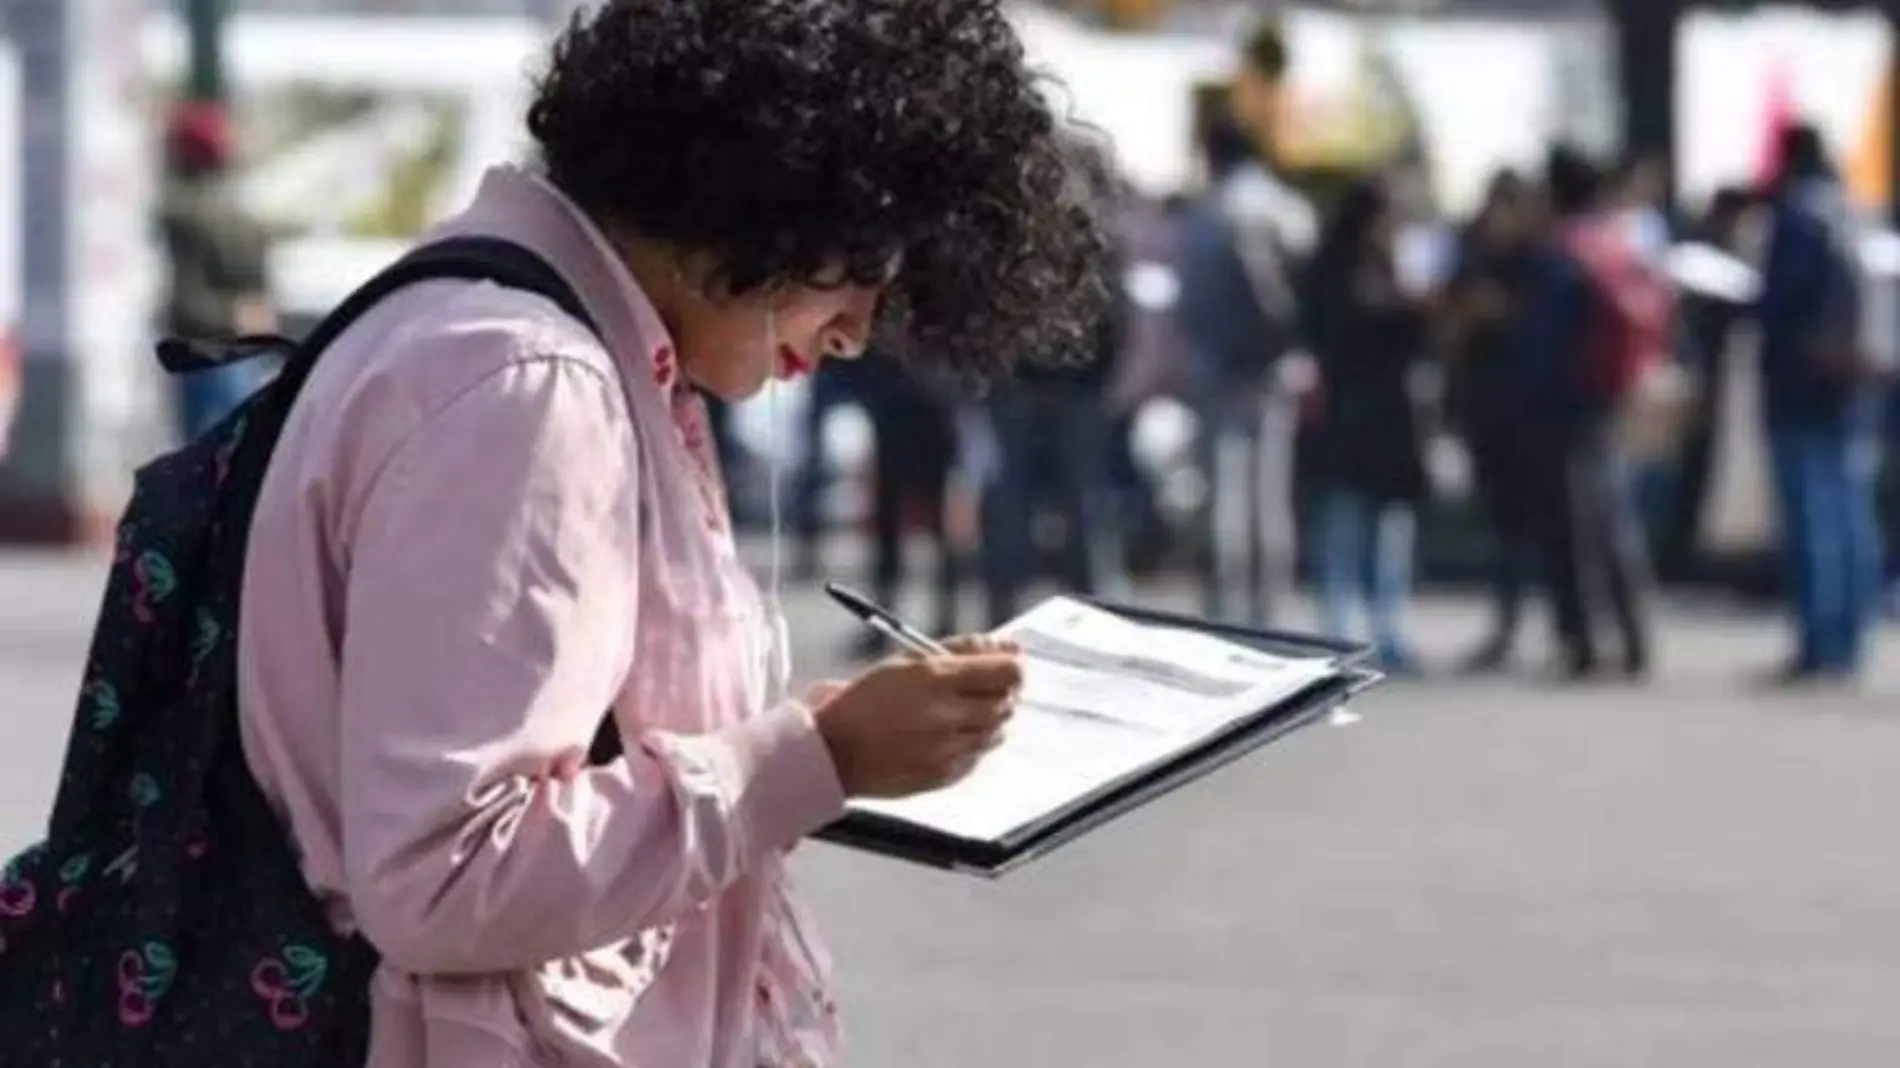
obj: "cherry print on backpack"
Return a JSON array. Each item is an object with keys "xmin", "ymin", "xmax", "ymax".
[{"xmin": 250, "ymin": 944, "xmax": 329, "ymax": 1030}]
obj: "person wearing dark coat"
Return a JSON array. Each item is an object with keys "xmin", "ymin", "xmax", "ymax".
[
  {"xmin": 859, "ymin": 353, "xmax": 964, "ymax": 653},
  {"xmin": 1752, "ymin": 125, "xmax": 1885, "ymax": 683},
  {"xmin": 1531, "ymin": 145, "xmax": 1657, "ymax": 682},
  {"xmin": 1440, "ymin": 170, "xmax": 1544, "ymax": 671},
  {"xmin": 977, "ymin": 132, "xmax": 1131, "ymax": 627},
  {"xmin": 1301, "ymin": 178, "xmax": 1429, "ymax": 671},
  {"xmin": 1175, "ymin": 25, "xmax": 1319, "ymax": 630}
]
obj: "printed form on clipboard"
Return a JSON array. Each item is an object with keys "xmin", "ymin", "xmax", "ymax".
[{"xmin": 842, "ymin": 596, "xmax": 1357, "ymax": 852}]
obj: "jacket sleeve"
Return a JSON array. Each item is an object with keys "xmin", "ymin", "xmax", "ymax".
[{"xmin": 334, "ymin": 354, "xmax": 845, "ymax": 976}]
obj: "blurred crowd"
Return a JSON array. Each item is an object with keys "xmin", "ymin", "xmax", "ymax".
[
  {"xmin": 155, "ymin": 21, "xmax": 1900, "ymax": 687},
  {"xmin": 705, "ymin": 26, "xmax": 1895, "ymax": 685}
]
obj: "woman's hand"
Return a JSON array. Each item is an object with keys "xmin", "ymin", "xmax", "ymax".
[{"xmin": 809, "ymin": 635, "xmax": 1023, "ymax": 799}]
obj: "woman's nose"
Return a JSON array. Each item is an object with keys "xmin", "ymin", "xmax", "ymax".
[{"xmin": 821, "ymin": 329, "xmax": 865, "ymax": 359}]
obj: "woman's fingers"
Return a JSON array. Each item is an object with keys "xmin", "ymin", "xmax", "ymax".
[
  {"xmin": 932, "ymin": 652, "xmax": 1025, "ymax": 699},
  {"xmin": 938, "ymin": 633, "xmax": 1021, "ymax": 657}
]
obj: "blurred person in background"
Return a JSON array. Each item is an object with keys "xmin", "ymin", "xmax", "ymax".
[
  {"xmin": 697, "ymin": 393, "xmax": 766, "ymax": 526},
  {"xmin": 230, "ymin": 2, "xmax": 1107, "ymax": 1066},
  {"xmin": 854, "ymin": 352, "xmax": 964, "ymax": 655},
  {"xmin": 1610, "ymin": 153, "xmax": 1693, "ymax": 541},
  {"xmin": 1439, "ymin": 169, "xmax": 1545, "ymax": 672},
  {"xmin": 1753, "ymin": 123, "xmax": 1885, "ymax": 684},
  {"xmin": 792, "ymin": 356, "xmax": 874, "ymax": 575},
  {"xmin": 1884, "ymin": 387, "xmax": 1900, "ymax": 619},
  {"xmin": 158, "ymin": 100, "xmax": 279, "ymax": 440},
  {"xmin": 1659, "ymin": 185, "xmax": 1756, "ymax": 575},
  {"xmin": 1176, "ymin": 21, "xmax": 1319, "ymax": 628},
  {"xmin": 979, "ymin": 132, "xmax": 1129, "ymax": 628},
  {"xmin": 1615, "ymin": 152, "xmax": 1675, "ymax": 270},
  {"xmin": 1531, "ymin": 145, "xmax": 1660, "ymax": 681},
  {"xmin": 1103, "ymin": 191, "xmax": 1190, "ymax": 576},
  {"xmin": 1301, "ymin": 177, "xmax": 1429, "ymax": 673}
]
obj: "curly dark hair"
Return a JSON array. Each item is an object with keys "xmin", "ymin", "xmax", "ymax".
[{"xmin": 526, "ymin": 0, "xmax": 1113, "ymax": 374}]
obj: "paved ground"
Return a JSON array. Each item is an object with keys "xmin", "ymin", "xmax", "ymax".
[{"xmin": 4, "ymin": 546, "xmax": 1898, "ymax": 1067}]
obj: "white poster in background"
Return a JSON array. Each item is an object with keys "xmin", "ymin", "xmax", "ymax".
[
  {"xmin": 1376, "ymin": 18, "xmax": 1575, "ymax": 216},
  {"xmin": 1008, "ymin": 4, "xmax": 1605, "ymax": 215},
  {"xmin": 140, "ymin": 12, "xmax": 546, "ymax": 321},
  {"xmin": 1676, "ymin": 8, "xmax": 1892, "ymax": 210},
  {"xmin": 0, "ymin": 41, "xmax": 18, "ymax": 461}
]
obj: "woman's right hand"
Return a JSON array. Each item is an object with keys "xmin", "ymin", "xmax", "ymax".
[{"xmin": 810, "ymin": 637, "xmax": 1024, "ymax": 800}]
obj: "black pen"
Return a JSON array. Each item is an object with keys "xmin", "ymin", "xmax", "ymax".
[{"xmin": 824, "ymin": 582, "xmax": 952, "ymax": 657}]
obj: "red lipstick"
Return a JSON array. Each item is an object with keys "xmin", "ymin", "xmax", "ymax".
[{"xmin": 777, "ymin": 346, "xmax": 813, "ymax": 377}]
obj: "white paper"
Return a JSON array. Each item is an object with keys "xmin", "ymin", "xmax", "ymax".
[
  {"xmin": 846, "ymin": 598, "xmax": 1342, "ymax": 844},
  {"xmin": 1667, "ymin": 241, "xmax": 1760, "ymax": 304}
]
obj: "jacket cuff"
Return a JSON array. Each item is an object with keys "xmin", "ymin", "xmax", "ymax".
[{"xmin": 730, "ymin": 700, "xmax": 847, "ymax": 855}]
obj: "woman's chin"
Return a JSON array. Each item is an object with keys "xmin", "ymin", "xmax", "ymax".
[
  {"xmin": 674, "ymin": 357, "xmax": 751, "ymax": 403},
  {"xmin": 724, "ymin": 382, "xmax": 769, "ymax": 404},
  {"xmin": 704, "ymin": 368, "xmax": 772, "ymax": 405},
  {"xmin": 691, "ymin": 354, "xmax": 804, "ymax": 404}
]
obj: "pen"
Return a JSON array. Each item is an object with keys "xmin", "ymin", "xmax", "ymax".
[{"xmin": 824, "ymin": 582, "xmax": 952, "ymax": 657}]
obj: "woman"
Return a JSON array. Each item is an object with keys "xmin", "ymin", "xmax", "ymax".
[
  {"xmin": 1440, "ymin": 170, "xmax": 1543, "ymax": 671},
  {"xmin": 235, "ymin": 3, "xmax": 1106, "ymax": 1067},
  {"xmin": 1301, "ymin": 178, "xmax": 1429, "ymax": 672},
  {"xmin": 856, "ymin": 351, "xmax": 965, "ymax": 658}
]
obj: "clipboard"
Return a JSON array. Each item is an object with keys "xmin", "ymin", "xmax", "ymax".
[{"xmin": 811, "ymin": 601, "xmax": 1384, "ymax": 878}]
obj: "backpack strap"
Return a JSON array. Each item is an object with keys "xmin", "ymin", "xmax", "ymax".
[
  {"xmin": 281, "ymin": 235, "xmax": 601, "ymax": 389},
  {"xmin": 156, "ymin": 236, "xmax": 602, "ymax": 377}
]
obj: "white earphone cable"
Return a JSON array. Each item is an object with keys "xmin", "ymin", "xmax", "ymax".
[{"xmin": 763, "ymin": 308, "xmax": 794, "ymax": 704}]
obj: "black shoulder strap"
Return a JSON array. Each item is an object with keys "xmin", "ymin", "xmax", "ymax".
[
  {"xmin": 277, "ymin": 236, "xmax": 601, "ymax": 393},
  {"xmin": 157, "ymin": 236, "xmax": 601, "ymax": 378},
  {"xmin": 310, "ymin": 236, "xmax": 597, "ymax": 352}
]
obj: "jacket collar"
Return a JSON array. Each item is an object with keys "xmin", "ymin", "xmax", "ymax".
[{"xmin": 430, "ymin": 165, "xmax": 681, "ymax": 394}]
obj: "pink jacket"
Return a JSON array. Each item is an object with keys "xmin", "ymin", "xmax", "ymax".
[{"xmin": 237, "ymin": 166, "xmax": 847, "ymax": 1068}]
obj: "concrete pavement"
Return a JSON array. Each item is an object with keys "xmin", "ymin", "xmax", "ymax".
[{"xmin": 3, "ymin": 547, "xmax": 1898, "ymax": 1066}]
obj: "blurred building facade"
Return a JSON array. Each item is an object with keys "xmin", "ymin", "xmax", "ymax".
[{"xmin": 230, "ymin": 0, "xmax": 549, "ymax": 13}]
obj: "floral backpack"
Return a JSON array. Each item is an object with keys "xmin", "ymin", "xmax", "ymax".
[{"xmin": 0, "ymin": 237, "xmax": 610, "ymax": 1066}]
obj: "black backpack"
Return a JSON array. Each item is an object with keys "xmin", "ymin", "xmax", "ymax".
[{"xmin": 0, "ymin": 236, "xmax": 620, "ymax": 1066}]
